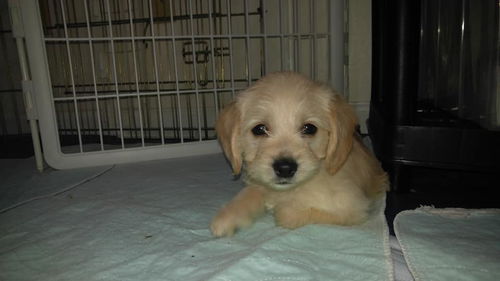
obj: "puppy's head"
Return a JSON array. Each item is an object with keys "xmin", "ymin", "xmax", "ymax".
[{"xmin": 216, "ymin": 72, "xmax": 357, "ymax": 190}]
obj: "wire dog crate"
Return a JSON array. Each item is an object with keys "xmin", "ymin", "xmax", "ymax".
[{"xmin": 9, "ymin": 0, "xmax": 344, "ymax": 169}]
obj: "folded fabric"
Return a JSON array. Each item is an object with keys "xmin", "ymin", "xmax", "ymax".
[
  {"xmin": 394, "ymin": 207, "xmax": 500, "ymax": 281},
  {"xmin": 390, "ymin": 235, "xmax": 414, "ymax": 281}
]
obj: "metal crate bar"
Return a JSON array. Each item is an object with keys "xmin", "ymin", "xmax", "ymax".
[
  {"xmin": 59, "ymin": 0, "xmax": 83, "ymax": 153},
  {"xmin": 148, "ymin": 0, "xmax": 166, "ymax": 145},
  {"xmin": 83, "ymin": 0, "xmax": 105, "ymax": 151},
  {"xmin": 168, "ymin": 0, "xmax": 184, "ymax": 143},
  {"xmin": 105, "ymin": 0, "xmax": 126, "ymax": 149}
]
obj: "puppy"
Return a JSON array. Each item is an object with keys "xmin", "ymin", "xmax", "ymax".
[{"xmin": 211, "ymin": 72, "xmax": 388, "ymax": 237}]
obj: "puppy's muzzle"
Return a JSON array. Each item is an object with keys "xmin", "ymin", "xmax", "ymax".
[{"xmin": 272, "ymin": 158, "xmax": 298, "ymax": 179}]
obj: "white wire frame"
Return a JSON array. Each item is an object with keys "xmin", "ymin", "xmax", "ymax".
[{"xmin": 16, "ymin": 0, "xmax": 344, "ymax": 169}]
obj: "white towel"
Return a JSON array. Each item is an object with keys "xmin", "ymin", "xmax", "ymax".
[
  {"xmin": 394, "ymin": 207, "xmax": 500, "ymax": 281},
  {"xmin": 0, "ymin": 154, "xmax": 393, "ymax": 281}
]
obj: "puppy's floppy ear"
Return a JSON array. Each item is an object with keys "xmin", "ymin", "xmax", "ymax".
[
  {"xmin": 216, "ymin": 101, "xmax": 242, "ymax": 175},
  {"xmin": 325, "ymin": 94, "xmax": 358, "ymax": 174}
]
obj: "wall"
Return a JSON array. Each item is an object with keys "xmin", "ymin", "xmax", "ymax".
[{"xmin": 347, "ymin": 0, "xmax": 372, "ymax": 133}]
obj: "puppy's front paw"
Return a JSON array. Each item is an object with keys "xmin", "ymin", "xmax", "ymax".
[
  {"xmin": 210, "ymin": 207, "xmax": 253, "ymax": 237},
  {"xmin": 210, "ymin": 212, "xmax": 237, "ymax": 237}
]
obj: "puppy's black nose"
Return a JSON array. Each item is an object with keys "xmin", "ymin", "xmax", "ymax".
[{"xmin": 273, "ymin": 158, "xmax": 298, "ymax": 178}]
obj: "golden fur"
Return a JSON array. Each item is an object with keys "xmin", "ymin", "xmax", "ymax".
[{"xmin": 211, "ymin": 72, "xmax": 388, "ymax": 237}]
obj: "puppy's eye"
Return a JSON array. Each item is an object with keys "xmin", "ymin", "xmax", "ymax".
[
  {"xmin": 301, "ymin": 123, "xmax": 317, "ymax": 135},
  {"xmin": 252, "ymin": 124, "xmax": 269, "ymax": 136}
]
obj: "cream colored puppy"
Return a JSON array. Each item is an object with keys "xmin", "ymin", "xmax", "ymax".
[{"xmin": 211, "ymin": 72, "xmax": 388, "ymax": 237}]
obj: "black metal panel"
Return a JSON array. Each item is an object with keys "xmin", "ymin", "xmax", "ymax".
[{"xmin": 370, "ymin": 0, "xmax": 500, "ymax": 191}]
